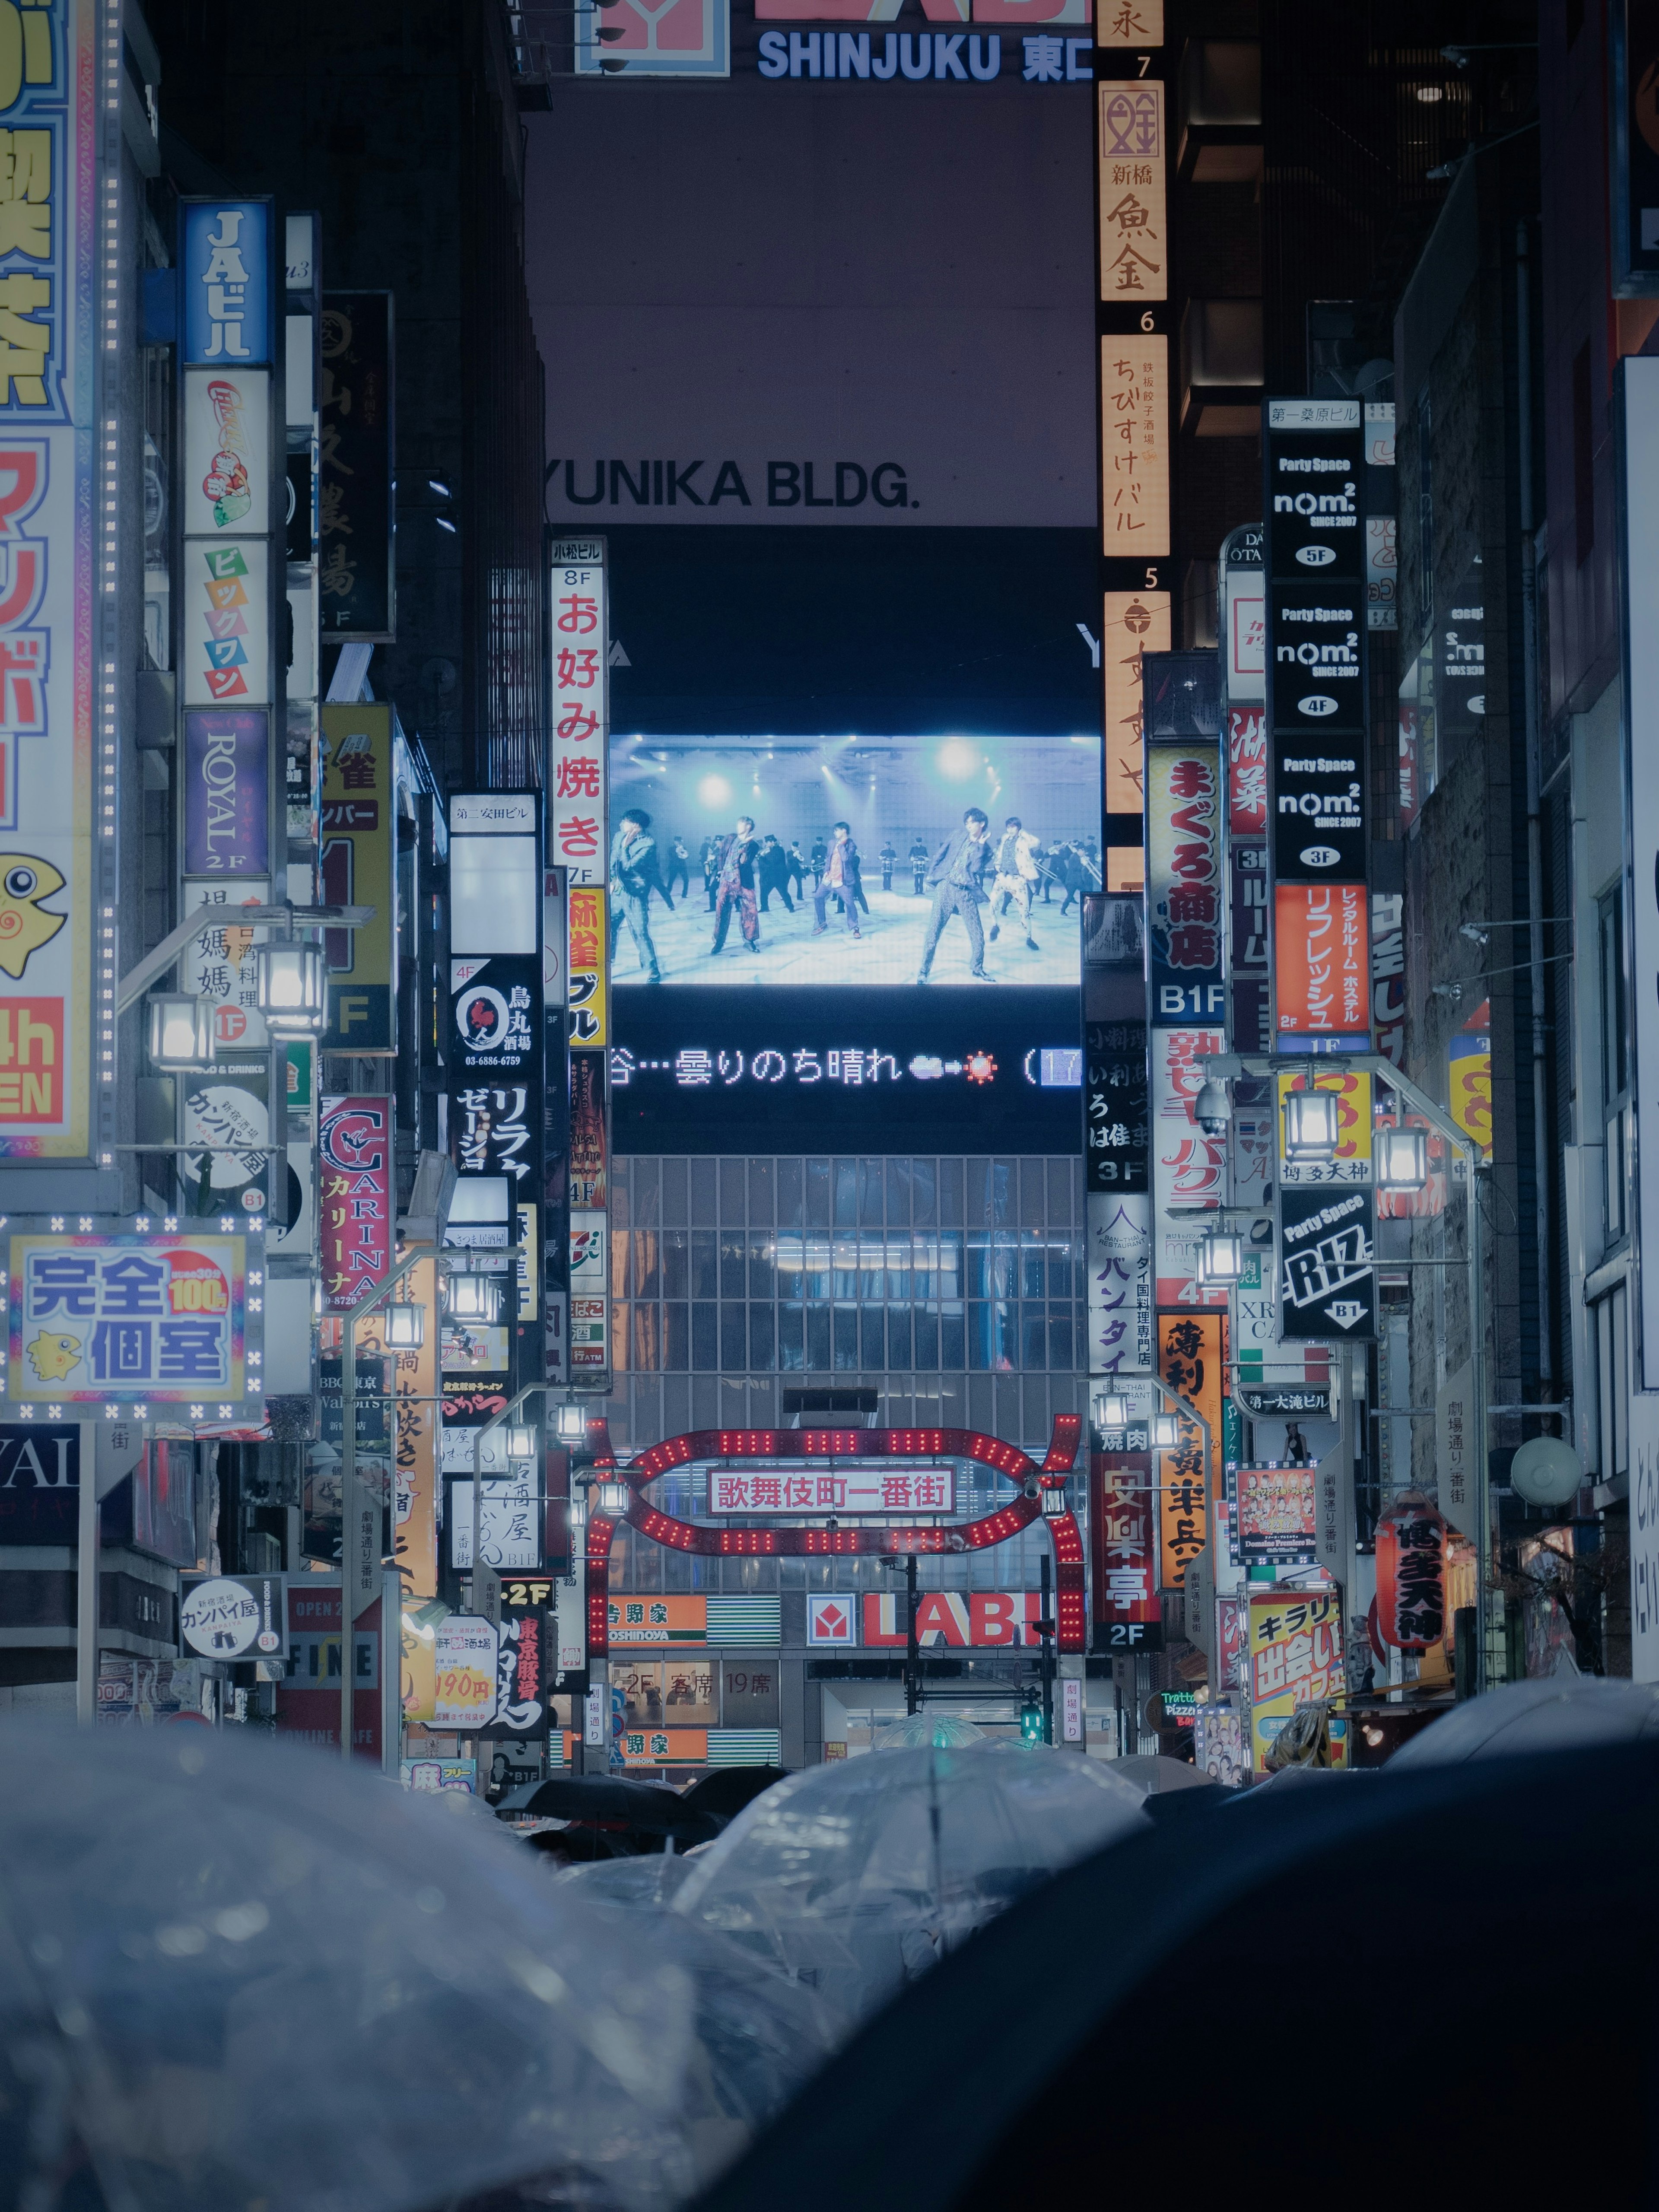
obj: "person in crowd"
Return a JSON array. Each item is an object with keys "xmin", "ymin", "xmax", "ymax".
[
  {"xmin": 809, "ymin": 835, "xmax": 827, "ymax": 888},
  {"xmin": 666, "ymin": 836, "xmax": 691, "ymax": 900},
  {"xmin": 917, "ymin": 807, "xmax": 994, "ymax": 982},
  {"xmin": 811, "ymin": 820, "xmax": 864, "ymax": 940},
  {"xmin": 701, "ymin": 837, "xmax": 720, "ymax": 911},
  {"xmin": 879, "ymin": 839, "xmax": 897, "ymax": 893},
  {"xmin": 758, "ymin": 833, "xmax": 795, "ymax": 914},
  {"xmin": 909, "ymin": 835, "xmax": 930, "ymax": 894},
  {"xmin": 987, "ymin": 814, "xmax": 1041, "ymax": 951},
  {"xmin": 609, "ymin": 807, "xmax": 669, "ymax": 984},
  {"xmin": 785, "ymin": 841, "xmax": 807, "ymax": 900},
  {"xmin": 709, "ymin": 815, "xmax": 763, "ymax": 955}
]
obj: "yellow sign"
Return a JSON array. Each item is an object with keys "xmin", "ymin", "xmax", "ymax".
[
  {"xmin": 356, "ymin": 1257, "xmax": 439, "ymax": 1600},
  {"xmin": 567, "ymin": 883, "xmax": 608, "ymax": 1049},
  {"xmin": 1096, "ymin": 0, "xmax": 1162, "ymax": 43},
  {"xmin": 1158, "ymin": 1312, "xmax": 1223, "ymax": 1588},
  {"xmin": 1099, "ymin": 83, "xmax": 1166, "ymax": 303},
  {"xmin": 1247, "ymin": 1587, "xmax": 1348, "ymax": 1773},
  {"xmin": 1449, "ymin": 1004, "xmax": 1493, "ymax": 1161},
  {"xmin": 1275, "ymin": 1069, "xmax": 1373, "ymax": 1185},
  {"xmin": 320, "ymin": 703, "xmax": 395, "ymax": 1053},
  {"xmin": 1103, "ymin": 589, "xmax": 1170, "ymax": 819},
  {"xmin": 1101, "ymin": 337, "xmax": 1170, "ymax": 557}
]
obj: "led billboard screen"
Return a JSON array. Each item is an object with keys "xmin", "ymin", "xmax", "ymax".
[{"xmin": 609, "ymin": 729, "xmax": 1098, "ymax": 989}]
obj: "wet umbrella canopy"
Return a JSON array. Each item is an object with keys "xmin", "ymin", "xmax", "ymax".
[
  {"xmin": 670, "ymin": 1741, "xmax": 1147, "ymax": 2027},
  {"xmin": 0, "ymin": 1725, "xmax": 824, "ymax": 2212}
]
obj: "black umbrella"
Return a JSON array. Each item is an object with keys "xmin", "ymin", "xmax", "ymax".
[
  {"xmin": 693, "ymin": 1741, "xmax": 1659, "ymax": 2211},
  {"xmin": 495, "ymin": 1770, "xmax": 722, "ymax": 1841},
  {"xmin": 679, "ymin": 1764, "xmax": 788, "ymax": 1823}
]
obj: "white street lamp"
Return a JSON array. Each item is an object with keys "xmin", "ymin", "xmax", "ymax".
[
  {"xmin": 1095, "ymin": 1391, "xmax": 1130, "ymax": 1430},
  {"xmin": 1196, "ymin": 1230, "xmax": 1246, "ymax": 1285},
  {"xmin": 555, "ymin": 1401, "xmax": 587, "ymax": 1443},
  {"xmin": 597, "ymin": 1477, "xmax": 632, "ymax": 1517},
  {"xmin": 504, "ymin": 1423, "xmax": 537, "ymax": 1463},
  {"xmin": 1283, "ymin": 1086, "xmax": 1340, "ymax": 1163},
  {"xmin": 1151, "ymin": 1412, "xmax": 1180, "ymax": 1450},
  {"xmin": 1376, "ymin": 1124, "xmax": 1429, "ymax": 1191},
  {"xmin": 146, "ymin": 992, "xmax": 215, "ymax": 1070},
  {"xmin": 445, "ymin": 1270, "xmax": 500, "ymax": 1323},
  {"xmin": 381, "ymin": 1301, "xmax": 425, "ymax": 1351},
  {"xmin": 254, "ymin": 939, "xmax": 327, "ymax": 1032},
  {"xmin": 1039, "ymin": 1482, "xmax": 1067, "ymax": 1519}
]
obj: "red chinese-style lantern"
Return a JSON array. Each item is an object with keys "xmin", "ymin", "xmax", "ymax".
[{"xmin": 1374, "ymin": 1488, "xmax": 1447, "ymax": 1651}]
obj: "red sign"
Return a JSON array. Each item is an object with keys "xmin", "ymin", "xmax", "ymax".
[
  {"xmin": 1375, "ymin": 1490, "xmax": 1446, "ymax": 1651},
  {"xmin": 1274, "ymin": 883, "xmax": 1369, "ymax": 1036},
  {"xmin": 319, "ymin": 1095, "xmax": 392, "ymax": 1312},
  {"xmin": 861, "ymin": 1591, "xmax": 1045, "ymax": 1648},
  {"xmin": 1090, "ymin": 1451, "xmax": 1160, "ymax": 1629},
  {"xmin": 1227, "ymin": 707, "xmax": 1267, "ymax": 835},
  {"xmin": 0, "ymin": 997, "xmax": 62, "ymax": 1119},
  {"xmin": 276, "ymin": 1585, "xmax": 384, "ymax": 1760}
]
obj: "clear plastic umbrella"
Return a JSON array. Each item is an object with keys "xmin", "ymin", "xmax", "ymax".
[
  {"xmin": 1387, "ymin": 1675, "xmax": 1659, "ymax": 1766},
  {"xmin": 0, "ymin": 1723, "xmax": 824, "ymax": 2212},
  {"xmin": 876, "ymin": 1714, "xmax": 986, "ymax": 1750},
  {"xmin": 671, "ymin": 1742, "xmax": 1147, "ymax": 2028}
]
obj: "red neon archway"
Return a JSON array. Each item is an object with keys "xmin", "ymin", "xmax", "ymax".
[{"xmin": 582, "ymin": 1414, "xmax": 1086, "ymax": 1654}]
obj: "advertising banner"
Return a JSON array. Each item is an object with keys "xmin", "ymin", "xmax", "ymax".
[
  {"xmin": 180, "ymin": 1573, "xmax": 284, "ymax": 1661},
  {"xmin": 0, "ymin": 3, "xmax": 95, "ymax": 1158},
  {"xmin": 1151, "ymin": 1026, "xmax": 1227, "ymax": 1306},
  {"xmin": 1097, "ymin": 81, "xmax": 1166, "ymax": 302},
  {"xmin": 1157, "ymin": 1311, "xmax": 1222, "ymax": 1587},
  {"xmin": 1274, "ymin": 883, "xmax": 1369, "ymax": 1037},
  {"xmin": 1146, "ymin": 742, "xmax": 1223, "ymax": 1016},
  {"xmin": 1247, "ymin": 1586, "xmax": 1347, "ymax": 1772},
  {"xmin": 449, "ymin": 954, "xmax": 541, "ymax": 1192},
  {"xmin": 318, "ymin": 294, "xmax": 394, "ymax": 640},
  {"xmin": 182, "ymin": 368, "xmax": 270, "ymax": 535},
  {"xmin": 1103, "ymin": 590, "xmax": 1168, "ymax": 825},
  {"xmin": 183, "ymin": 710, "xmax": 269, "ymax": 876},
  {"xmin": 1275, "ymin": 1068, "xmax": 1373, "ymax": 1186},
  {"xmin": 319, "ymin": 704, "xmax": 394, "ymax": 1052},
  {"xmin": 567, "ymin": 884, "xmax": 608, "ymax": 1047},
  {"xmin": 1086, "ymin": 1191, "xmax": 1154, "ymax": 1377},
  {"xmin": 1230, "ymin": 842, "xmax": 1267, "ymax": 973},
  {"xmin": 181, "ymin": 202, "xmax": 271, "ymax": 365},
  {"xmin": 449, "ymin": 1471, "xmax": 540, "ymax": 1571},
  {"xmin": 433, "ymin": 1615, "xmax": 497, "ymax": 1728},
  {"xmin": 1232, "ymin": 1459, "xmax": 1318, "ymax": 1569},
  {"xmin": 318, "ymin": 1096, "xmax": 392, "ymax": 1312},
  {"xmin": 493, "ymin": 1608, "xmax": 549, "ymax": 1736},
  {"xmin": 1278, "ymin": 1185, "xmax": 1376, "ymax": 1341},
  {"xmin": 707, "ymin": 1466, "xmax": 953, "ymax": 1514},
  {"xmin": 608, "ymin": 1594, "xmax": 709, "ymax": 1645},
  {"xmin": 550, "ymin": 542, "xmax": 608, "ymax": 887},
  {"xmin": 183, "ymin": 535, "xmax": 270, "ymax": 710},
  {"xmin": 1449, "ymin": 999, "xmax": 1493, "ymax": 1162},
  {"xmin": 1100, "ymin": 335, "xmax": 1170, "ymax": 557},
  {"xmin": 1085, "ymin": 1013, "xmax": 1150, "ymax": 1195},
  {"xmin": 179, "ymin": 880, "xmax": 270, "ymax": 1049},
  {"xmin": 354, "ymin": 1262, "xmax": 439, "ymax": 1599},
  {"xmin": 1090, "ymin": 1451, "xmax": 1161, "ymax": 1647},
  {"xmin": 861, "ymin": 1590, "xmax": 1051, "ymax": 1648},
  {"xmin": 5, "ymin": 1222, "xmax": 261, "ymax": 1414}
]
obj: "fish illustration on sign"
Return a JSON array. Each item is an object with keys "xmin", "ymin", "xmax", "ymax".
[
  {"xmin": 0, "ymin": 857, "xmax": 66, "ymax": 978},
  {"xmin": 26, "ymin": 1331, "xmax": 82, "ymax": 1383}
]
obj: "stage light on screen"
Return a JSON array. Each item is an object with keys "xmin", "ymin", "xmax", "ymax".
[
  {"xmin": 937, "ymin": 736, "xmax": 981, "ymax": 781},
  {"xmin": 697, "ymin": 773, "xmax": 734, "ymax": 808}
]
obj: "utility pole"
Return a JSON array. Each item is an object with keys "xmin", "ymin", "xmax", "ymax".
[
  {"xmin": 904, "ymin": 1553, "xmax": 920, "ymax": 1716},
  {"xmin": 1038, "ymin": 1553, "xmax": 1055, "ymax": 1745}
]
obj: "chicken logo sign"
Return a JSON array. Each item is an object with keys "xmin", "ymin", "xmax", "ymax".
[
  {"xmin": 7, "ymin": 1227, "xmax": 255, "ymax": 1413},
  {"xmin": 807, "ymin": 1593, "xmax": 857, "ymax": 1646}
]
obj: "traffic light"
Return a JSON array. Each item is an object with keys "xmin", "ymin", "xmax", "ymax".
[{"xmin": 1019, "ymin": 1691, "xmax": 1044, "ymax": 1745}]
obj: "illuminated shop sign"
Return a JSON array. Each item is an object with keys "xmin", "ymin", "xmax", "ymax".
[{"xmin": 756, "ymin": 30, "xmax": 1092, "ymax": 79}]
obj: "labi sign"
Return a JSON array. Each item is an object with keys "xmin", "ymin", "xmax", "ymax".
[{"xmin": 550, "ymin": 456, "xmax": 916, "ymax": 512}]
